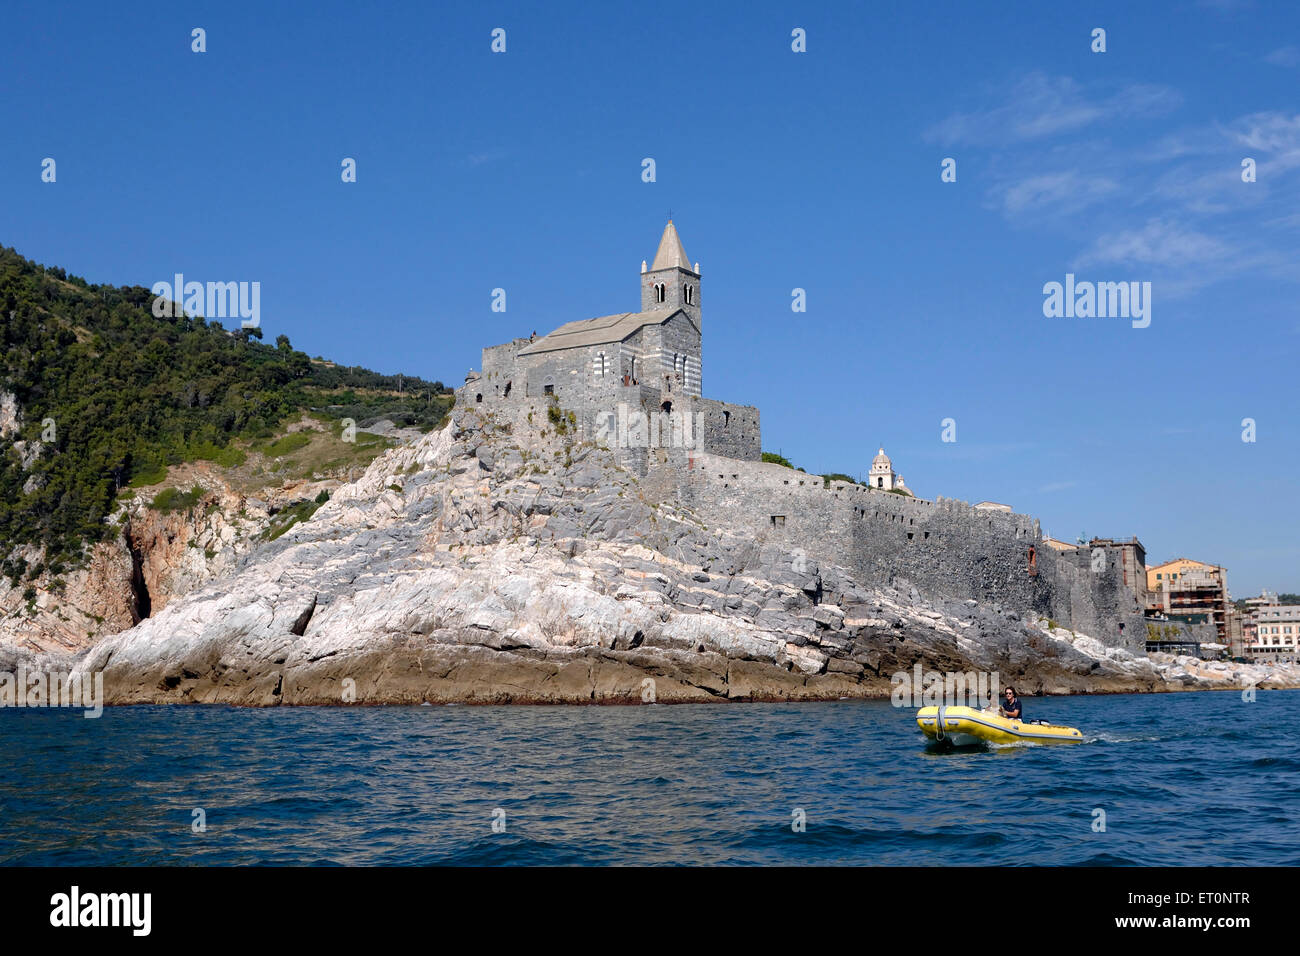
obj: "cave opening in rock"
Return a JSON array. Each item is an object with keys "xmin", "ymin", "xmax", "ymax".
[{"xmin": 124, "ymin": 525, "xmax": 152, "ymax": 623}]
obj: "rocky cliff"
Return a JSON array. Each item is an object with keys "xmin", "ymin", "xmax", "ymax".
[
  {"xmin": 1, "ymin": 467, "xmax": 339, "ymax": 654},
  {"xmin": 0, "ymin": 400, "xmax": 396, "ymax": 654},
  {"xmin": 59, "ymin": 405, "xmax": 1299, "ymax": 704}
]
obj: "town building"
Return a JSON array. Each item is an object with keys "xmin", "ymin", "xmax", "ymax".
[
  {"xmin": 1145, "ymin": 558, "xmax": 1233, "ymax": 648},
  {"xmin": 1239, "ymin": 589, "xmax": 1277, "ymax": 653},
  {"xmin": 1249, "ymin": 604, "xmax": 1300, "ymax": 662},
  {"xmin": 1041, "ymin": 536, "xmax": 1079, "ymax": 552},
  {"xmin": 1244, "ymin": 590, "xmax": 1279, "ymax": 611}
]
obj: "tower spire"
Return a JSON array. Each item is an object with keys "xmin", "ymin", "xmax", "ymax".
[{"xmin": 650, "ymin": 220, "xmax": 695, "ymax": 274}]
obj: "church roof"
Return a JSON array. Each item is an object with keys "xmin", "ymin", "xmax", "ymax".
[
  {"xmin": 649, "ymin": 220, "xmax": 696, "ymax": 274},
  {"xmin": 517, "ymin": 307, "xmax": 685, "ymax": 355}
]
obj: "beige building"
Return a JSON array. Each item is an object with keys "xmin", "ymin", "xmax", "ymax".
[
  {"xmin": 1250, "ymin": 605, "xmax": 1300, "ymax": 662},
  {"xmin": 1241, "ymin": 590, "xmax": 1276, "ymax": 651},
  {"xmin": 1042, "ymin": 536, "xmax": 1079, "ymax": 552},
  {"xmin": 1145, "ymin": 558, "xmax": 1234, "ymax": 649}
]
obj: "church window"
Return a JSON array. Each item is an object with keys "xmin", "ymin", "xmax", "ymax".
[
  {"xmin": 475, "ymin": 394, "xmax": 482, "ymax": 403},
  {"xmin": 723, "ymin": 410, "xmax": 730, "ymax": 427},
  {"xmin": 655, "ymin": 283, "xmax": 666, "ymax": 304},
  {"xmin": 544, "ymin": 384, "xmax": 554, "ymax": 395},
  {"xmin": 684, "ymin": 285, "xmax": 693, "ymax": 305}
]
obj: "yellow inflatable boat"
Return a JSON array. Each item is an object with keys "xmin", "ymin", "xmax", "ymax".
[{"xmin": 916, "ymin": 705, "xmax": 1083, "ymax": 745}]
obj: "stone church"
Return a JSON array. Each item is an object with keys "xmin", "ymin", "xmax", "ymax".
[
  {"xmin": 454, "ymin": 223, "xmax": 1152, "ymax": 649},
  {"xmin": 461, "ymin": 222, "xmax": 761, "ymax": 468}
]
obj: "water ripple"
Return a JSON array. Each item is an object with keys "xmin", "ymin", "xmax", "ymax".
[{"xmin": 2, "ymin": 692, "xmax": 1299, "ymax": 865}]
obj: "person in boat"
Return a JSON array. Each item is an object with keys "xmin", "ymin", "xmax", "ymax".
[{"xmin": 1000, "ymin": 686, "xmax": 1022, "ymax": 721}]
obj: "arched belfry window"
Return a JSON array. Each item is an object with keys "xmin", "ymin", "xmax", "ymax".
[
  {"xmin": 655, "ymin": 283, "xmax": 666, "ymax": 304},
  {"xmin": 684, "ymin": 285, "xmax": 694, "ymax": 305}
]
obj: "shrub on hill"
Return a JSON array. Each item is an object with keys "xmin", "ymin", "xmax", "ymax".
[{"xmin": 0, "ymin": 244, "xmax": 452, "ymax": 576}]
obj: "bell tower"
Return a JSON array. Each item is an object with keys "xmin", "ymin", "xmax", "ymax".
[{"xmin": 641, "ymin": 220, "xmax": 700, "ymax": 330}]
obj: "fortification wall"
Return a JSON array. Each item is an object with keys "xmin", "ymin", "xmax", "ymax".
[
  {"xmin": 652, "ymin": 454, "xmax": 1146, "ymax": 650},
  {"xmin": 452, "ymin": 383, "xmax": 1144, "ymax": 648},
  {"xmin": 695, "ymin": 398, "xmax": 760, "ymax": 461},
  {"xmin": 476, "ymin": 339, "xmax": 530, "ymax": 402}
]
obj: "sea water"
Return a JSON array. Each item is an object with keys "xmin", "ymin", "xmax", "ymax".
[{"xmin": 2, "ymin": 690, "xmax": 1297, "ymax": 865}]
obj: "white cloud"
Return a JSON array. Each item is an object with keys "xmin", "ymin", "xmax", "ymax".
[
  {"xmin": 925, "ymin": 73, "xmax": 1181, "ymax": 147},
  {"xmin": 1074, "ymin": 219, "xmax": 1231, "ymax": 269},
  {"xmin": 926, "ymin": 74, "xmax": 1300, "ymax": 296},
  {"xmin": 1038, "ymin": 480, "xmax": 1080, "ymax": 493},
  {"xmin": 1229, "ymin": 112, "xmax": 1300, "ymax": 165},
  {"xmin": 996, "ymin": 170, "xmax": 1120, "ymax": 218},
  {"xmin": 1265, "ymin": 46, "xmax": 1300, "ymax": 67},
  {"xmin": 465, "ymin": 148, "xmax": 508, "ymax": 167}
]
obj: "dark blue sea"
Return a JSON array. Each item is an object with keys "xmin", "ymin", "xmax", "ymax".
[{"xmin": 2, "ymin": 690, "xmax": 1298, "ymax": 865}]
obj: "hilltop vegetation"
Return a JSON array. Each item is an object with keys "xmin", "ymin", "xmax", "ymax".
[{"xmin": 0, "ymin": 244, "xmax": 453, "ymax": 577}]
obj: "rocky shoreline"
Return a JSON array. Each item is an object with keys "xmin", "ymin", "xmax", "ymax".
[{"xmin": 4, "ymin": 405, "xmax": 1287, "ymax": 706}]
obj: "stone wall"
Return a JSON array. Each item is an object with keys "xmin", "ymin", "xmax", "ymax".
[
  {"xmin": 641, "ymin": 264, "xmax": 700, "ymax": 330},
  {"xmin": 648, "ymin": 453, "xmax": 1147, "ymax": 651},
  {"xmin": 478, "ymin": 339, "xmax": 530, "ymax": 402},
  {"xmin": 695, "ymin": 398, "xmax": 760, "ymax": 461},
  {"xmin": 455, "ymin": 377, "xmax": 1146, "ymax": 648},
  {"xmin": 474, "ymin": 317, "xmax": 701, "ymax": 406},
  {"xmin": 643, "ymin": 312, "xmax": 702, "ymax": 397}
]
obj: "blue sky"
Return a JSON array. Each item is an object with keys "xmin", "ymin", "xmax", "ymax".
[{"xmin": 2, "ymin": 0, "xmax": 1297, "ymax": 594}]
